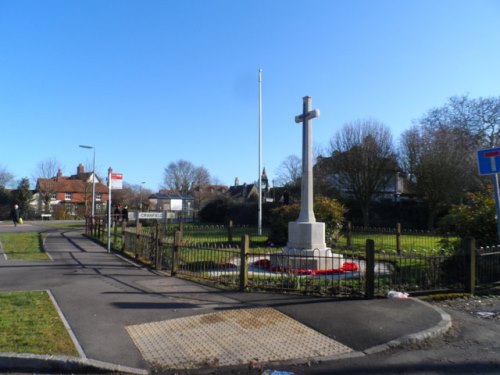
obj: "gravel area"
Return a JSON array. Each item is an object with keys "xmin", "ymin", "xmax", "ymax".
[{"xmin": 430, "ymin": 294, "xmax": 500, "ymax": 320}]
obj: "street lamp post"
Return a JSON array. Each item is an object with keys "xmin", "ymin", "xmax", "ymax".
[{"xmin": 79, "ymin": 145, "xmax": 96, "ymax": 217}]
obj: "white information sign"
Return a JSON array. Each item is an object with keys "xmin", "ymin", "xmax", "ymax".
[
  {"xmin": 138, "ymin": 212, "xmax": 164, "ymax": 220},
  {"xmin": 111, "ymin": 173, "xmax": 123, "ymax": 189},
  {"xmin": 170, "ymin": 199, "xmax": 183, "ymax": 211}
]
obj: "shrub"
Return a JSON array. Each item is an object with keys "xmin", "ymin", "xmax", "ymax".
[
  {"xmin": 198, "ymin": 199, "xmax": 229, "ymax": 223},
  {"xmin": 268, "ymin": 204, "xmax": 300, "ymax": 245},
  {"xmin": 199, "ymin": 199, "xmax": 277, "ymax": 226},
  {"xmin": 439, "ymin": 191, "xmax": 497, "ymax": 248},
  {"xmin": 314, "ymin": 196, "xmax": 345, "ymax": 246},
  {"xmin": 268, "ymin": 196, "xmax": 345, "ymax": 246}
]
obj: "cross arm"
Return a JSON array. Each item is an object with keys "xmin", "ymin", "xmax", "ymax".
[{"xmin": 295, "ymin": 109, "xmax": 320, "ymax": 123}]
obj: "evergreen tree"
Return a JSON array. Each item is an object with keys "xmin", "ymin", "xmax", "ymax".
[{"xmin": 13, "ymin": 178, "xmax": 33, "ymax": 219}]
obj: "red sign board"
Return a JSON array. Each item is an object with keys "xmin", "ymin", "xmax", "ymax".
[{"xmin": 110, "ymin": 173, "xmax": 123, "ymax": 189}]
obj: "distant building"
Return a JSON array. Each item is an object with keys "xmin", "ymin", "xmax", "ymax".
[
  {"xmin": 313, "ymin": 156, "xmax": 417, "ymax": 202},
  {"xmin": 35, "ymin": 163, "xmax": 109, "ymax": 216},
  {"xmin": 228, "ymin": 169, "xmax": 270, "ymax": 203},
  {"xmin": 148, "ymin": 191, "xmax": 195, "ymax": 219},
  {"xmin": 191, "ymin": 184, "xmax": 229, "ymax": 210},
  {"xmin": 227, "ymin": 183, "xmax": 258, "ymax": 202}
]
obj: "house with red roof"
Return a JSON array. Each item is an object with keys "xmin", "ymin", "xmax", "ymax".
[{"xmin": 35, "ymin": 164, "xmax": 109, "ymax": 217}]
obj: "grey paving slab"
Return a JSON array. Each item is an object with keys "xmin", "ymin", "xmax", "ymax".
[{"xmin": 126, "ymin": 307, "xmax": 353, "ymax": 371}]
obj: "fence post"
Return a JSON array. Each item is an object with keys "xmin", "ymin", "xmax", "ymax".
[
  {"xmin": 136, "ymin": 218, "xmax": 142, "ymax": 232},
  {"xmin": 97, "ymin": 218, "xmax": 102, "ymax": 239},
  {"xmin": 171, "ymin": 229, "xmax": 182, "ymax": 276},
  {"xmin": 228, "ymin": 220, "xmax": 234, "ymax": 243},
  {"xmin": 396, "ymin": 223, "xmax": 401, "ymax": 254},
  {"xmin": 135, "ymin": 220, "xmax": 141, "ymax": 259},
  {"xmin": 113, "ymin": 218, "xmax": 118, "ymax": 246},
  {"xmin": 346, "ymin": 221, "xmax": 352, "ymax": 248},
  {"xmin": 365, "ymin": 239, "xmax": 375, "ymax": 299},
  {"xmin": 465, "ymin": 237, "xmax": 476, "ymax": 295},
  {"xmin": 121, "ymin": 221, "xmax": 126, "ymax": 251},
  {"xmin": 155, "ymin": 222, "xmax": 161, "ymax": 270},
  {"xmin": 240, "ymin": 235, "xmax": 249, "ymax": 291}
]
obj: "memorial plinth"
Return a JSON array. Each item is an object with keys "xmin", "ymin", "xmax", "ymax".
[{"xmin": 270, "ymin": 221, "xmax": 344, "ymax": 271}]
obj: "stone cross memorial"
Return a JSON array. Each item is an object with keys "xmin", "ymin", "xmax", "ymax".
[{"xmin": 271, "ymin": 96, "xmax": 343, "ymax": 270}]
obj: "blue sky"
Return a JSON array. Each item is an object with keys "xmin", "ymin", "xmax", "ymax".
[{"xmin": 1, "ymin": 0, "xmax": 499, "ymax": 191}]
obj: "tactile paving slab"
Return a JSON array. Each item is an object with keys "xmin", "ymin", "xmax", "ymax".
[{"xmin": 126, "ymin": 307, "xmax": 353, "ymax": 370}]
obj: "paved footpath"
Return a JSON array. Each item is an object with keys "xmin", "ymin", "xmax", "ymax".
[{"xmin": 0, "ymin": 226, "xmax": 451, "ymax": 374}]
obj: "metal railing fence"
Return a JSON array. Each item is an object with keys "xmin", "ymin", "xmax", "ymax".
[{"xmin": 84, "ymin": 217, "xmax": 499, "ymax": 297}]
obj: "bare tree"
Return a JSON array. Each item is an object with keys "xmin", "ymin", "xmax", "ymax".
[
  {"xmin": 420, "ymin": 95, "xmax": 500, "ymax": 149},
  {"xmin": 328, "ymin": 119, "xmax": 397, "ymax": 227},
  {"xmin": 112, "ymin": 182, "xmax": 153, "ymax": 209},
  {"xmin": 275, "ymin": 155, "xmax": 302, "ymax": 200},
  {"xmin": 405, "ymin": 95, "xmax": 500, "ymax": 228},
  {"xmin": 0, "ymin": 165, "xmax": 14, "ymax": 188},
  {"xmin": 33, "ymin": 158, "xmax": 63, "ymax": 213},
  {"xmin": 399, "ymin": 126, "xmax": 421, "ymax": 182},
  {"xmin": 275, "ymin": 155, "xmax": 301, "ymax": 187},
  {"xmin": 163, "ymin": 160, "xmax": 211, "ymax": 194}
]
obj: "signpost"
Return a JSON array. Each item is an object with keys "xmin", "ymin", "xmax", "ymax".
[
  {"xmin": 107, "ymin": 169, "xmax": 123, "ymax": 253},
  {"xmin": 477, "ymin": 147, "xmax": 500, "ymax": 242}
]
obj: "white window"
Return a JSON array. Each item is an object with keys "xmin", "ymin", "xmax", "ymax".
[
  {"xmin": 51, "ymin": 193, "xmax": 57, "ymax": 200},
  {"xmin": 65, "ymin": 192, "xmax": 72, "ymax": 200},
  {"xmin": 96, "ymin": 193, "xmax": 102, "ymax": 201}
]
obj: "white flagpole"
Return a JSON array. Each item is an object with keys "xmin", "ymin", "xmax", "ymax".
[{"xmin": 258, "ymin": 68, "xmax": 263, "ymax": 236}]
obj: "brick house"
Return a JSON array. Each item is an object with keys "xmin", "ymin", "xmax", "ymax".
[{"xmin": 35, "ymin": 164, "xmax": 109, "ymax": 217}]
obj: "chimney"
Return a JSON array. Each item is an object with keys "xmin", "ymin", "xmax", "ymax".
[
  {"xmin": 56, "ymin": 169, "xmax": 62, "ymax": 180},
  {"xmin": 77, "ymin": 163, "xmax": 84, "ymax": 175}
]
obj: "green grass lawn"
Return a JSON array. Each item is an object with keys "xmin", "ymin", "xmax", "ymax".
[
  {"xmin": 336, "ymin": 233, "xmax": 458, "ymax": 255},
  {"xmin": 0, "ymin": 291, "xmax": 79, "ymax": 356},
  {"xmin": 0, "ymin": 232, "xmax": 50, "ymax": 260},
  {"xmin": 40, "ymin": 222, "xmax": 85, "ymax": 229}
]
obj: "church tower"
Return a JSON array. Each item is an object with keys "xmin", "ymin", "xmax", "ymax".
[{"xmin": 261, "ymin": 168, "xmax": 269, "ymax": 193}]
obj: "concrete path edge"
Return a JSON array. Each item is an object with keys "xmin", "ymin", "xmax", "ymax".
[
  {"xmin": 45, "ymin": 289, "xmax": 86, "ymax": 359},
  {"xmin": 0, "ymin": 353, "xmax": 148, "ymax": 374}
]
